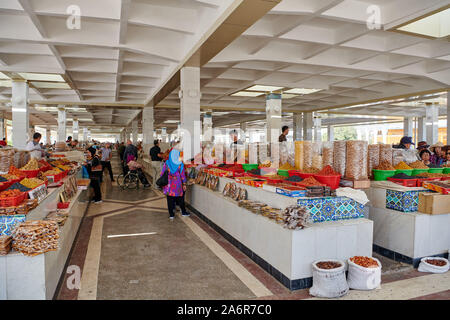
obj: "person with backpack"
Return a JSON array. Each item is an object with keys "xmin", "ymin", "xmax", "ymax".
[{"xmin": 159, "ymin": 149, "xmax": 189, "ymax": 220}]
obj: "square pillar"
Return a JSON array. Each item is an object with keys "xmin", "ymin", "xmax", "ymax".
[
  {"xmin": 425, "ymin": 103, "xmax": 439, "ymax": 144},
  {"xmin": 327, "ymin": 125, "xmax": 334, "ymax": 141},
  {"xmin": 417, "ymin": 117, "xmax": 426, "ymax": 142},
  {"xmin": 125, "ymin": 128, "xmax": 131, "ymax": 141},
  {"xmin": 203, "ymin": 113, "xmax": 213, "ymax": 142},
  {"xmin": 180, "ymin": 66, "xmax": 201, "ymax": 160},
  {"xmin": 447, "ymin": 91, "xmax": 450, "ymax": 144},
  {"xmin": 266, "ymin": 93, "xmax": 282, "ymax": 143},
  {"xmin": 83, "ymin": 128, "xmax": 88, "ymax": 142},
  {"xmin": 12, "ymin": 80, "xmax": 29, "ymax": 149},
  {"xmin": 72, "ymin": 119, "xmax": 79, "ymax": 141},
  {"xmin": 293, "ymin": 113, "xmax": 303, "ymax": 141},
  {"xmin": 0, "ymin": 118, "xmax": 4, "ymax": 141},
  {"xmin": 403, "ymin": 117, "xmax": 413, "ymax": 137},
  {"xmin": 132, "ymin": 120, "xmax": 138, "ymax": 144},
  {"xmin": 142, "ymin": 106, "xmax": 154, "ymax": 154},
  {"xmin": 313, "ymin": 114, "xmax": 321, "ymax": 142},
  {"xmin": 303, "ymin": 112, "xmax": 313, "ymax": 140},
  {"xmin": 46, "ymin": 127, "xmax": 51, "ymax": 144},
  {"xmin": 57, "ymin": 106, "xmax": 66, "ymax": 142}
]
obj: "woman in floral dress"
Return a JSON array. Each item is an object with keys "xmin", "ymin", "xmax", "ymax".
[{"xmin": 160, "ymin": 149, "xmax": 189, "ymax": 220}]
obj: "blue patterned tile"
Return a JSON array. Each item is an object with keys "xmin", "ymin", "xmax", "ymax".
[
  {"xmin": 298, "ymin": 197, "xmax": 365, "ymax": 223},
  {"xmin": 0, "ymin": 215, "xmax": 26, "ymax": 236},
  {"xmin": 386, "ymin": 189, "xmax": 421, "ymax": 212}
]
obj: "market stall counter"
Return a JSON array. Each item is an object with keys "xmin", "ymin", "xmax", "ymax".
[
  {"xmin": 186, "ymin": 175, "xmax": 374, "ymax": 290},
  {"xmin": 365, "ymin": 181, "xmax": 450, "ymax": 267},
  {"xmin": 0, "ymin": 168, "xmax": 89, "ymax": 300}
]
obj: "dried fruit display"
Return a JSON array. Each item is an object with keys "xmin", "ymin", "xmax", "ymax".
[
  {"xmin": 6, "ymin": 182, "xmax": 31, "ymax": 192},
  {"xmin": 417, "ymin": 172, "xmax": 447, "ymax": 178},
  {"xmin": 282, "ymin": 205, "xmax": 311, "ymax": 230},
  {"xmin": 345, "ymin": 140, "xmax": 368, "ymax": 180},
  {"xmin": 0, "ymin": 189, "xmax": 23, "ymax": 198},
  {"xmin": 367, "ymin": 144, "xmax": 380, "ymax": 178},
  {"xmin": 394, "ymin": 161, "xmax": 412, "ymax": 170},
  {"xmin": 303, "ymin": 141, "xmax": 313, "ymax": 168},
  {"xmin": 374, "ymin": 160, "xmax": 396, "ymax": 170},
  {"xmin": 316, "ymin": 261, "xmax": 341, "ymax": 269},
  {"xmin": 425, "ymin": 259, "xmax": 447, "ymax": 267},
  {"xmin": 350, "ymin": 256, "xmax": 379, "ymax": 268},
  {"xmin": 302, "ymin": 166, "xmax": 320, "ymax": 173},
  {"xmin": 9, "ymin": 166, "xmax": 26, "ymax": 178},
  {"xmin": 294, "ymin": 141, "xmax": 304, "ymax": 170},
  {"xmin": 409, "ymin": 161, "xmax": 429, "ymax": 169},
  {"xmin": 322, "ymin": 144, "xmax": 333, "ymax": 168},
  {"xmin": 379, "ymin": 144, "xmax": 393, "ymax": 165},
  {"xmin": 20, "ymin": 158, "xmax": 39, "ymax": 170},
  {"xmin": 20, "ymin": 178, "xmax": 45, "ymax": 189},
  {"xmin": 333, "ymin": 140, "xmax": 346, "ymax": 176},
  {"xmin": 12, "ymin": 220, "xmax": 59, "ymax": 257},
  {"xmin": 1, "ymin": 174, "xmax": 18, "ymax": 180},
  {"xmin": 259, "ymin": 160, "xmax": 271, "ymax": 168}
]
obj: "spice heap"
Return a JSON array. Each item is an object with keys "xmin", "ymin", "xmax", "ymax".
[
  {"xmin": 20, "ymin": 178, "xmax": 44, "ymax": 189},
  {"xmin": 416, "ymin": 172, "xmax": 447, "ymax": 178},
  {"xmin": 409, "ymin": 161, "xmax": 428, "ymax": 169},
  {"xmin": 279, "ymin": 162, "xmax": 295, "ymax": 170},
  {"xmin": 9, "ymin": 166, "xmax": 26, "ymax": 178},
  {"xmin": 302, "ymin": 166, "xmax": 320, "ymax": 173},
  {"xmin": 425, "ymin": 259, "xmax": 447, "ymax": 267},
  {"xmin": 20, "ymin": 158, "xmax": 39, "ymax": 170},
  {"xmin": 0, "ymin": 189, "xmax": 23, "ymax": 198},
  {"xmin": 263, "ymin": 174, "xmax": 286, "ymax": 180},
  {"xmin": 286, "ymin": 175, "xmax": 303, "ymax": 182},
  {"xmin": 6, "ymin": 182, "xmax": 31, "ymax": 192},
  {"xmin": 259, "ymin": 160, "xmax": 271, "ymax": 168},
  {"xmin": 317, "ymin": 165, "xmax": 339, "ymax": 176},
  {"xmin": 374, "ymin": 160, "xmax": 395, "ymax": 170},
  {"xmin": 282, "ymin": 205, "xmax": 310, "ymax": 230},
  {"xmin": 12, "ymin": 220, "xmax": 59, "ymax": 257},
  {"xmin": 350, "ymin": 256, "xmax": 379, "ymax": 268},
  {"xmin": 0, "ymin": 235, "xmax": 12, "ymax": 255},
  {"xmin": 394, "ymin": 161, "xmax": 412, "ymax": 170},
  {"xmin": 297, "ymin": 176, "xmax": 325, "ymax": 187},
  {"xmin": 316, "ymin": 261, "xmax": 341, "ymax": 269}
]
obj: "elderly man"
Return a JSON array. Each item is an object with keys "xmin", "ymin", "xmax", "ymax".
[
  {"xmin": 122, "ymin": 139, "xmax": 138, "ymax": 175},
  {"xmin": 100, "ymin": 142, "xmax": 114, "ymax": 182}
]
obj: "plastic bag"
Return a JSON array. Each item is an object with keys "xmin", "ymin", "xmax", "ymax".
[
  {"xmin": 345, "ymin": 140, "xmax": 368, "ymax": 180},
  {"xmin": 403, "ymin": 149, "xmax": 418, "ymax": 164},
  {"xmin": 367, "ymin": 144, "xmax": 380, "ymax": 179},
  {"xmin": 322, "ymin": 142, "xmax": 334, "ymax": 168},
  {"xmin": 309, "ymin": 260, "xmax": 349, "ymax": 298},
  {"xmin": 418, "ymin": 257, "xmax": 449, "ymax": 273},
  {"xmin": 312, "ymin": 142, "xmax": 322, "ymax": 169},
  {"xmin": 392, "ymin": 149, "xmax": 404, "ymax": 167},
  {"xmin": 333, "ymin": 141, "xmax": 346, "ymax": 176},
  {"xmin": 303, "ymin": 141, "xmax": 313, "ymax": 168},
  {"xmin": 294, "ymin": 141, "xmax": 304, "ymax": 170},
  {"xmin": 347, "ymin": 257, "xmax": 382, "ymax": 290},
  {"xmin": 82, "ymin": 165, "xmax": 89, "ymax": 179},
  {"xmin": 379, "ymin": 144, "xmax": 393, "ymax": 165}
]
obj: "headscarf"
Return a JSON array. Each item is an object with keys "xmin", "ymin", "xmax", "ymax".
[
  {"xmin": 87, "ymin": 147, "xmax": 96, "ymax": 158},
  {"xmin": 167, "ymin": 149, "xmax": 183, "ymax": 174}
]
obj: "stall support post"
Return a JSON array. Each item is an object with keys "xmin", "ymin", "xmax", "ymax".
[
  {"xmin": 203, "ymin": 112, "xmax": 213, "ymax": 143},
  {"xmin": 417, "ymin": 117, "xmax": 426, "ymax": 142},
  {"xmin": 83, "ymin": 127, "xmax": 88, "ymax": 142},
  {"xmin": 57, "ymin": 106, "xmax": 66, "ymax": 143},
  {"xmin": 46, "ymin": 127, "xmax": 51, "ymax": 144},
  {"xmin": 12, "ymin": 80, "xmax": 29, "ymax": 149},
  {"xmin": 303, "ymin": 112, "xmax": 313, "ymax": 141},
  {"xmin": 239, "ymin": 121, "xmax": 246, "ymax": 143},
  {"xmin": 327, "ymin": 125, "xmax": 334, "ymax": 141},
  {"xmin": 72, "ymin": 119, "xmax": 79, "ymax": 141},
  {"xmin": 447, "ymin": 91, "xmax": 450, "ymax": 145},
  {"xmin": 142, "ymin": 105, "xmax": 154, "ymax": 154},
  {"xmin": 266, "ymin": 93, "xmax": 282, "ymax": 144},
  {"xmin": 0, "ymin": 117, "xmax": 4, "ymax": 141},
  {"xmin": 293, "ymin": 113, "xmax": 303, "ymax": 141},
  {"xmin": 403, "ymin": 117, "xmax": 413, "ymax": 137},
  {"xmin": 313, "ymin": 114, "xmax": 321, "ymax": 142},
  {"xmin": 425, "ymin": 102, "xmax": 439, "ymax": 144}
]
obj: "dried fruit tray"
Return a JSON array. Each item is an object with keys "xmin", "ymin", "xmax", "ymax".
[{"xmin": 0, "ymin": 192, "xmax": 26, "ymax": 207}]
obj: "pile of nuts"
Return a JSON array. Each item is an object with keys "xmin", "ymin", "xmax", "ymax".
[
  {"xmin": 350, "ymin": 256, "xmax": 379, "ymax": 268},
  {"xmin": 409, "ymin": 161, "xmax": 429, "ymax": 169},
  {"xmin": 316, "ymin": 261, "xmax": 342, "ymax": 269},
  {"xmin": 394, "ymin": 161, "xmax": 413, "ymax": 170},
  {"xmin": 375, "ymin": 160, "xmax": 396, "ymax": 171},
  {"xmin": 425, "ymin": 259, "xmax": 447, "ymax": 267}
]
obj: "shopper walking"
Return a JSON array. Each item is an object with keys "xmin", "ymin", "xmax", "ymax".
[
  {"xmin": 86, "ymin": 146, "xmax": 102, "ymax": 203},
  {"xmin": 160, "ymin": 149, "xmax": 189, "ymax": 220},
  {"xmin": 100, "ymin": 142, "xmax": 115, "ymax": 182},
  {"xmin": 149, "ymin": 140, "xmax": 164, "ymax": 188}
]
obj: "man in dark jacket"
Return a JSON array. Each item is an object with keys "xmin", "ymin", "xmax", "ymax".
[{"xmin": 122, "ymin": 140, "xmax": 138, "ymax": 175}]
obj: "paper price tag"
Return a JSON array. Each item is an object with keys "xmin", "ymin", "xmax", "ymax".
[{"xmin": 28, "ymin": 184, "xmax": 48, "ymax": 202}]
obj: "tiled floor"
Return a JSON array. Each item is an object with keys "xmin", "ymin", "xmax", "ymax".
[{"xmin": 55, "ymin": 154, "xmax": 450, "ymax": 300}]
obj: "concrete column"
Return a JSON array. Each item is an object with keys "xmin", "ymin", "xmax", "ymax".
[
  {"xmin": 180, "ymin": 66, "xmax": 201, "ymax": 160},
  {"xmin": 28, "ymin": 126, "xmax": 35, "ymax": 142},
  {"xmin": 313, "ymin": 114, "xmax": 321, "ymax": 142},
  {"xmin": 0, "ymin": 118, "xmax": 4, "ymax": 141},
  {"xmin": 425, "ymin": 103, "xmax": 439, "ymax": 144},
  {"xmin": 161, "ymin": 127, "xmax": 168, "ymax": 143},
  {"xmin": 239, "ymin": 121, "xmax": 247, "ymax": 143},
  {"xmin": 72, "ymin": 119, "xmax": 79, "ymax": 141},
  {"xmin": 382, "ymin": 127, "xmax": 387, "ymax": 144},
  {"xmin": 403, "ymin": 117, "xmax": 413, "ymax": 137},
  {"xmin": 417, "ymin": 117, "xmax": 426, "ymax": 142},
  {"xmin": 46, "ymin": 127, "xmax": 51, "ymax": 144},
  {"xmin": 83, "ymin": 128, "xmax": 88, "ymax": 142},
  {"xmin": 303, "ymin": 112, "xmax": 313, "ymax": 140},
  {"xmin": 132, "ymin": 120, "xmax": 138, "ymax": 144},
  {"xmin": 447, "ymin": 92, "xmax": 450, "ymax": 145},
  {"xmin": 327, "ymin": 125, "xmax": 334, "ymax": 141},
  {"xmin": 142, "ymin": 106, "xmax": 154, "ymax": 154},
  {"xmin": 57, "ymin": 106, "xmax": 66, "ymax": 142},
  {"xmin": 266, "ymin": 93, "xmax": 282, "ymax": 143},
  {"xmin": 203, "ymin": 112, "xmax": 213, "ymax": 142},
  {"xmin": 293, "ymin": 113, "xmax": 303, "ymax": 141},
  {"xmin": 12, "ymin": 81, "xmax": 29, "ymax": 149},
  {"xmin": 87, "ymin": 129, "xmax": 91, "ymax": 141},
  {"xmin": 125, "ymin": 128, "xmax": 131, "ymax": 141}
]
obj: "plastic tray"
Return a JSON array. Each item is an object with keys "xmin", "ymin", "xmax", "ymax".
[
  {"xmin": 387, "ymin": 177, "xmax": 418, "ymax": 187},
  {"xmin": 57, "ymin": 202, "xmax": 70, "ymax": 209},
  {"xmin": 242, "ymin": 164, "xmax": 258, "ymax": 172},
  {"xmin": 443, "ymin": 167, "xmax": 450, "ymax": 174},
  {"xmin": 412, "ymin": 168, "xmax": 429, "ymax": 176},
  {"xmin": 0, "ymin": 192, "xmax": 26, "ymax": 207},
  {"xmin": 428, "ymin": 168, "xmax": 444, "ymax": 173},
  {"xmin": 277, "ymin": 169, "xmax": 289, "ymax": 177},
  {"xmin": 20, "ymin": 169, "xmax": 40, "ymax": 178},
  {"xmin": 314, "ymin": 174, "xmax": 341, "ymax": 189}
]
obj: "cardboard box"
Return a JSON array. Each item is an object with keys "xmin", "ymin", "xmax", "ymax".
[
  {"xmin": 340, "ymin": 179, "xmax": 371, "ymax": 189},
  {"xmin": 418, "ymin": 192, "xmax": 450, "ymax": 215}
]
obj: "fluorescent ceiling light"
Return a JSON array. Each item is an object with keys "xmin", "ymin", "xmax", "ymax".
[
  {"xmin": 31, "ymin": 82, "xmax": 71, "ymax": 89},
  {"xmin": 397, "ymin": 8, "xmax": 449, "ymax": 38},
  {"xmin": 163, "ymin": 120, "xmax": 179, "ymax": 124},
  {"xmin": 0, "ymin": 80, "xmax": 12, "ymax": 87},
  {"xmin": 35, "ymin": 106, "xmax": 58, "ymax": 112},
  {"xmin": 284, "ymin": 88, "xmax": 322, "ymax": 95},
  {"xmin": 246, "ymin": 85, "xmax": 283, "ymax": 92},
  {"xmin": 19, "ymin": 73, "xmax": 65, "ymax": 82},
  {"xmin": 212, "ymin": 112, "xmax": 231, "ymax": 116},
  {"xmin": 77, "ymin": 118, "xmax": 93, "ymax": 121},
  {"xmin": 0, "ymin": 72, "xmax": 9, "ymax": 80},
  {"xmin": 231, "ymin": 91, "xmax": 264, "ymax": 97},
  {"xmin": 66, "ymin": 107, "xmax": 87, "ymax": 112}
]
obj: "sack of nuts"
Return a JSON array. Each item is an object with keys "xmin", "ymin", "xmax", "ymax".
[{"xmin": 347, "ymin": 256, "xmax": 382, "ymax": 290}]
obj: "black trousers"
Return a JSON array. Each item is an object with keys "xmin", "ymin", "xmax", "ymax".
[
  {"xmin": 166, "ymin": 194, "xmax": 187, "ymax": 217},
  {"xmin": 90, "ymin": 178, "xmax": 102, "ymax": 201},
  {"xmin": 136, "ymin": 168, "xmax": 149, "ymax": 186},
  {"xmin": 101, "ymin": 161, "xmax": 114, "ymax": 181}
]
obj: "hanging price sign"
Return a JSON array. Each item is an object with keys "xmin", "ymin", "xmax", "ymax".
[{"xmin": 28, "ymin": 184, "xmax": 48, "ymax": 203}]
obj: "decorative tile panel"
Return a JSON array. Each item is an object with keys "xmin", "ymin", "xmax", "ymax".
[
  {"xmin": 0, "ymin": 215, "xmax": 26, "ymax": 236},
  {"xmin": 386, "ymin": 189, "xmax": 424, "ymax": 212},
  {"xmin": 297, "ymin": 197, "xmax": 365, "ymax": 223}
]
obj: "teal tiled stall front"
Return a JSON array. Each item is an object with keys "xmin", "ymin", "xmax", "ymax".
[
  {"xmin": 297, "ymin": 196, "xmax": 365, "ymax": 223},
  {"xmin": 0, "ymin": 215, "xmax": 26, "ymax": 236},
  {"xmin": 385, "ymin": 189, "xmax": 427, "ymax": 212}
]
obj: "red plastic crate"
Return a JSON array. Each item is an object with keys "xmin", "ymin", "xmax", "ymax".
[
  {"xmin": 57, "ymin": 202, "xmax": 70, "ymax": 209},
  {"xmin": 387, "ymin": 177, "xmax": 418, "ymax": 187},
  {"xmin": 264, "ymin": 177, "xmax": 284, "ymax": 184},
  {"xmin": 314, "ymin": 174, "xmax": 342, "ymax": 189},
  {"xmin": 0, "ymin": 192, "xmax": 26, "ymax": 207},
  {"xmin": 416, "ymin": 177, "xmax": 441, "ymax": 187},
  {"xmin": 20, "ymin": 169, "xmax": 40, "ymax": 178}
]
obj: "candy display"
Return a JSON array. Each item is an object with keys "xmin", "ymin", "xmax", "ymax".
[
  {"xmin": 44, "ymin": 169, "xmax": 60, "ymax": 176},
  {"xmin": 379, "ymin": 144, "xmax": 393, "ymax": 165},
  {"xmin": 303, "ymin": 141, "xmax": 313, "ymax": 168},
  {"xmin": 0, "ymin": 235, "xmax": 12, "ymax": 255},
  {"xmin": 409, "ymin": 160, "xmax": 429, "ymax": 169},
  {"xmin": 223, "ymin": 182, "xmax": 247, "ymax": 201},
  {"xmin": 0, "ymin": 199, "xmax": 38, "ymax": 216},
  {"xmin": 322, "ymin": 142, "xmax": 333, "ymax": 168},
  {"xmin": 349, "ymin": 256, "xmax": 379, "ymax": 268},
  {"xmin": 12, "ymin": 220, "xmax": 59, "ymax": 257},
  {"xmin": 20, "ymin": 178, "xmax": 45, "ymax": 189},
  {"xmin": 316, "ymin": 261, "xmax": 342, "ymax": 269},
  {"xmin": 374, "ymin": 160, "xmax": 396, "ymax": 171},
  {"xmin": 0, "ymin": 149, "xmax": 14, "ymax": 173},
  {"xmin": 367, "ymin": 144, "xmax": 380, "ymax": 178},
  {"xmin": 294, "ymin": 141, "xmax": 304, "ymax": 170},
  {"xmin": 45, "ymin": 211, "xmax": 69, "ymax": 227},
  {"xmin": 394, "ymin": 161, "xmax": 412, "ymax": 170},
  {"xmin": 282, "ymin": 205, "xmax": 310, "ymax": 230},
  {"xmin": 6, "ymin": 182, "xmax": 31, "ymax": 192},
  {"xmin": 20, "ymin": 158, "xmax": 39, "ymax": 170}
]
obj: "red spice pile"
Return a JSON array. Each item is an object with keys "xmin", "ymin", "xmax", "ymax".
[
  {"xmin": 317, "ymin": 165, "xmax": 339, "ymax": 176},
  {"xmin": 297, "ymin": 176, "xmax": 325, "ymax": 187}
]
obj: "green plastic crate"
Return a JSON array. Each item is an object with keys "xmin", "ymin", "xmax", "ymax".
[
  {"xmin": 277, "ymin": 169, "xmax": 289, "ymax": 177},
  {"xmin": 395, "ymin": 169, "xmax": 413, "ymax": 176},
  {"xmin": 373, "ymin": 169, "xmax": 396, "ymax": 181},
  {"xmin": 428, "ymin": 168, "xmax": 444, "ymax": 174},
  {"xmin": 242, "ymin": 164, "xmax": 259, "ymax": 172}
]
